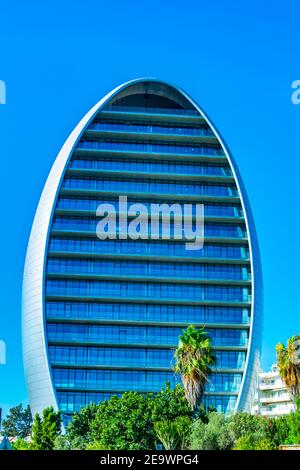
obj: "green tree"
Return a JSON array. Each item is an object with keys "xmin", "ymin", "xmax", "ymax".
[
  {"xmin": 85, "ymin": 440, "xmax": 107, "ymax": 450},
  {"xmin": 30, "ymin": 407, "xmax": 61, "ymax": 450},
  {"xmin": 151, "ymin": 384, "xmax": 193, "ymax": 422},
  {"xmin": 266, "ymin": 416, "xmax": 290, "ymax": 447},
  {"xmin": 64, "ymin": 384, "xmax": 198, "ymax": 450},
  {"xmin": 190, "ymin": 412, "xmax": 234, "ymax": 450},
  {"xmin": 11, "ymin": 438, "xmax": 30, "ymax": 450},
  {"xmin": 174, "ymin": 326, "xmax": 216, "ymax": 410},
  {"xmin": 154, "ymin": 416, "xmax": 191, "ymax": 450},
  {"xmin": 197, "ymin": 403, "xmax": 216, "ymax": 424},
  {"xmin": 90, "ymin": 392, "xmax": 155, "ymax": 450},
  {"xmin": 286, "ymin": 394, "xmax": 300, "ymax": 444},
  {"xmin": 30, "ymin": 414, "xmax": 43, "ymax": 450},
  {"xmin": 276, "ymin": 335, "xmax": 300, "ymax": 400},
  {"xmin": 67, "ymin": 403, "xmax": 98, "ymax": 444},
  {"xmin": 153, "ymin": 420, "xmax": 179, "ymax": 450},
  {"xmin": 227, "ymin": 412, "xmax": 274, "ymax": 449},
  {"xmin": 235, "ymin": 434, "xmax": 276, "ymax": 450},
  {"xmin": 1, "ymin": 404, "xmax": 32, "ymax": 438},
  {"xmin": 174, "ymin": 416, "xmax": 192, "ymax": 450},
  {"xmin": 227, "ymin": 412, "xmax": 267, "ymax": 441},
  {"xmin": 54, "ymin": 434, "xmax": 87, "ymax": 450}
]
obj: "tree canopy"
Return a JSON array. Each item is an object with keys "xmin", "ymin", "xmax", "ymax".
[
  {"xmin": 1, "ymin": 404, "xmax": 32, "ymax": 438},
  {"xmin": 30, "ymin": 407, "xmax": 61, "ymax": 450},
  {"xmin": 174, "ymin": 325, "xmax": 216, "ymax": 409}
]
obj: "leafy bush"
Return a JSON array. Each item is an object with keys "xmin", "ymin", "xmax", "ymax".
[
  {"xmin": 235, "ymin": 435, "xmax": 276, "ymax": 450},
  {"xmin": 11, "ymin": 438, "xmax": 30, "ymax": 450},
  {"xmin": 227, "ymin": 412, "xmax": 267, "ymax": 442},
  {"xmin": 85, "ymin": 440, "xmax": 107, "ymax": 450},
  {"xmin": 284, "ymin": 395, "xmax": 300, "ymax": 444},
  {"xmin": 154, "ymin": 416, "xmax": 191, "ymax": 450},
  {"xmin": 54, "ymin": 434, "xmax": 87, "ymax": 450},
  {"xmin": 69, "ymin": 384, "xmax": 195, "ymax": 450},
  {"xmin": 151, "ymin": 384, "xmax": 194, "ymax": 422},
  {"xmin": 30, "ymin": 386, "xmax": 300, "ymax": 451},
  {"xmin": 266, "ymin": 416, "xmax": 290, "ymax": 446},
  {"xmin": 90, "ymin": 392, "xmax": 155, "ymax": 450},
  {"xmin": 190, "ymin": 412, "xmax": 234, "ymax": 450}
]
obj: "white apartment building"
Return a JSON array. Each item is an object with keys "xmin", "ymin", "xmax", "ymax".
[{"xmin": 252, "ymin": 364, "xmax": 296, "ymax": 417}]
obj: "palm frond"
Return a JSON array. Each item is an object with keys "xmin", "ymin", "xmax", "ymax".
[
  {"xmin": 276, "ymin": 335, "xmax": 300, "ymax": 400},
  {"xmin": 174, "ymin": 325, "xmax": 216, "ymax": 409}
]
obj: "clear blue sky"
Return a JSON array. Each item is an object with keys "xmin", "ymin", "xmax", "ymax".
[{"xmin": 1, "ymin": 0, "xmax": 299, "ymax": 418}]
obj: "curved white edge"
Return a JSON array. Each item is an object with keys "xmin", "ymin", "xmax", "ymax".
[
  {"xmin": 22, "ymin": 79, "xmax": 146, "ymax": 417},
  {"xmin": 181, "ymin": 97, "xmax": 263, "ymax": 413},
  {"xmin": 23, "ymin": 77, "xmax": 263, "ymax": 417}
]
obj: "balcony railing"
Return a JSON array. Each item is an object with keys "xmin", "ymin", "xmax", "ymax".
[
  {"xmin": 87, "ymin": 122, "xmax": 214, "ymax": 138},
  {"xmin": 260, "ymin": 394, "xmax": 292, "ymax": 404},
  {"xmin": 77, "ymin": 140, "xmax": 224, "ymax": 157},
  {"xmin": 103, "ymin": 105, "xmax": 200, "ymax": 117}
]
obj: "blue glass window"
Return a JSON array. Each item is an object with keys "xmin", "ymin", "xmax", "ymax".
[
  {"xmin": 87, "ymin": 119, "xmax": 215, "ymax": 138},
  {"xmin": 56, "ymin": 196, "xmax": 244, "ymax": 218},
  {"xmin": 46, "ymin": 301, "xmax": 251, "ymax": 324},
  {"xmin": 46, "ymin": 257, "xmax": 250, "ymax": 281},
  {"xmin": 47, "ymin": 323, "xmax": 249, "ymax": 347},
  {"xmin": 49, "ymin": 237, "xmax": 250, "ymax": 260},
  {"xmin": 52, "ymin": 216, "xmax": 247, "ymax": 239},
  {"xmin": 52, "ymin": 368, "xmax": 241, "ymax": 393},
  {"xmin": 46, "ymin": 279, "xmax": 251, "ymax": 302},
  {"xmin": 62, "ymin": 176, "xmax": 238, "ymax": 198},
  {"xmin": 49, "ymin": 345, "xmax": 246, "ymax": 370},
  {"xmin": 77, "ymin": 138, "xmax": 224, "ymax": 157},
  {"xmin": 69, "ymin": 157, "xmax": 231, "ymax": 177}
]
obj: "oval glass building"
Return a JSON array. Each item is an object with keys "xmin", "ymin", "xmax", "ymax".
[{"xmin": 22, "ymin": 79, "xmax": 262, "ymax": 419}]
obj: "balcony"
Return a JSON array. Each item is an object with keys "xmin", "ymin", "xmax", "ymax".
[
  {"xmin": 67, "ymin": 167, "xmax": 234, "ymax": 183},
  {"xmin": 85, "ymin": 125, "xmax": 218, "ymax": 144},
  {"xmin": 259, "ymin": 381, "xmax": 285, "ymax": 391},
  {"xmin": 75, "ymin": 141, "xmax": 226, "ymax": 163},
  {"xmin": 259, "ymin": 404, "xmax": 295, "ymax": 416},
  {"xmin": 101, "ymin": 105, "xmax": 203, "ymax": 122},
  {"xmin": 260, "ymin": 394, "xmax": 292, "ymax": 404}
]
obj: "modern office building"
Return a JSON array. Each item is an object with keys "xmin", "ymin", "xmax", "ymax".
[
  {"xmin": 252, "ymin": 364, "xmax": 295, "ymax": 417},
  {"xmin": 22, "ymin": 78, "xmax": 263, "ymax": 420}
]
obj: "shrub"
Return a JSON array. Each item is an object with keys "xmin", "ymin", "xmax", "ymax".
[
  {"xmin": 85, "ymin": 440, "xmax": 107, "ymax": 450},
  {"xmin": 286, "ymin": 394, "xmax": 300, "ymax": 444},
  {"xmin": 190, "ymin": 412, "xmax": 234, "ymax": 450},
  {"xmin": 227, "ymin": 412, "xmax": 267, "ymax": 442},
  {"xmin": 266, "ymin": 416, "xmax": 290, "ymax": 446},
  {"xmin": 154, "ymin": 416, "xmax": 191, "ymax": 450},
  {"xmin": 11, "ymin": 438, "xmax": 30, "ymax": 450},
  {"xmin": 90, "ymin": 392, "xmax": 155, "ymax": 450},
  {"xmin": 54, "ymin": 434, "xmax": 87, "ymax": 450},
  {"xmin": 152, "ymin": 384, "xmax": 194, "ymax": 422},
  {"xmin": 235, "ymin": 435, "xmax": 276, "ymax": 450}
]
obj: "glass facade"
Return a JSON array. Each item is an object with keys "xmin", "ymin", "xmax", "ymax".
[
  {"xmin": 56, "ymin": 196, "xmax": 244, "ymax": 217},
  {"xmin": 23, "ymin": 79, "xmax": 262, "ymax": 419},
  {"xmin": 49, "ymin": 238, "xmax": 249, "ymax": 260},
  {"xmin": 69, "ymin": 157, "xmax": 230, "ymax": 176}
]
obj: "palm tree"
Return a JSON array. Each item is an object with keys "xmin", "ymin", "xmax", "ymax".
[
  {"xmin": 174, "ymin": 325, "xmax": 216, "ymax": 410},
  {"xmin": 276, "ymin": 335, "xmax": 300, "ymax": 400}
]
